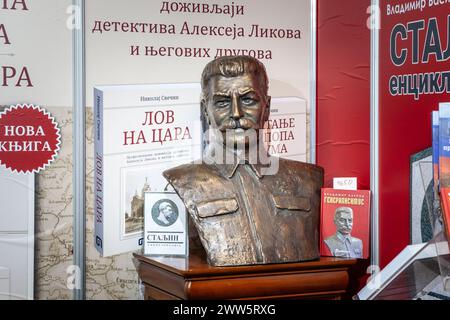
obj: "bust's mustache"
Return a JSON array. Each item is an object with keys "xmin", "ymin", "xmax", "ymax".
[{"xmin": 219, "ymin": 118, "xmax": 256, "ymax": 131}]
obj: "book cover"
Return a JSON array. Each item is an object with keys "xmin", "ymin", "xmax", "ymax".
[
  {"xmin": 320, "ymin": 188, "xmax": 371, "ymax": 259},
  {"xmin": 264, "ymin": 97, "xmax": 307, "ymax": 162},
  {"xmin": 440, "ymin": 187, "xmax": 450, "ymax": 242},
  {"xmin": 94, "ymin": 83, "xmax": 202, "ymax": 257},
  {"xmin": 144, "ymin": 192, "xmax": 187, "ymax": 256},
  {"xmin": 438, "ymin": 103, "xmax": 450, "ymax": 189}
]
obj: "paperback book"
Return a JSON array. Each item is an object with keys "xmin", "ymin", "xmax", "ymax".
[
  {"xmin": 439, "ymin": 187, "xmax": 450, "ymax": 244},
  {"xmin": 438, "ymin": 103, "xmax": 450, "ymax": 189},
  {"xmin": 94, "ymin": 83, "xmax": 202, "ymax": 256},
  {"xmin": 320, "ymin": 188, "xmax": 371, "ymax": 259},
  {"xmin": 432, "ymin": 111, "xmax": 439, "ymax": 196},
  {"xmin": 264, "ymin": 97, "xmax": 307, "ymax": 162},
  {"xmin": 144, "ymin": 191, "xmax": 187, "ymax": 256}
]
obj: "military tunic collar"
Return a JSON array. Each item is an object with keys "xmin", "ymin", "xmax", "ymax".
[
  {"xmin": 203, "ymin": 146, "xmax": 267, "ymax": 179},
  {"xmin": 215, "ymin": 160, "xmax": 264, "ymax": 179},
  {"xmin": 336, "ymin": 232, "xmax": 351, "ymax": 243}
]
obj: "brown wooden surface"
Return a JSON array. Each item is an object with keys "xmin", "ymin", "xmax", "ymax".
[{"xmin": 134, "ymin": 249, "xmax": 358, "ymax": 300}]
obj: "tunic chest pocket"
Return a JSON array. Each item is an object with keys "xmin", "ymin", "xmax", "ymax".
[
  {"xmin": 195, "ymin": 198, "xmax": 239, "ymax": 218},
  {"xmin": 272, "ymin": 195, "xmax": 311, "ymax": 214}
]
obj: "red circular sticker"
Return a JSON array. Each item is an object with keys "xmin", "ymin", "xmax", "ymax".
[{"xmin": 0, "ymin": 104, "xmax": 61, "ymax": 174}]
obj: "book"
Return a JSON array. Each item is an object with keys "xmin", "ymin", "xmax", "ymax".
[
  {"xmin": 439, "ymin": 102, "xmax": 450, "ymax": 243},
  {"xmin": 438, "ymin": 103, "xmax": 450, "ymax": 189},
  {"xmin": 430, "ymin": 111, "xmax": 444, "ymax": 239},
  {"xmin": 320, "ymin": 188, "xmax": 371, "ymax": 259},
  {"xmin": 439, "ymin": 187, "xmax": 450, "ymax": 243},
  {"xmin": 432, "ymin": 111, "xmax": 439, "ymax": 196},
  {"xmin": 94, "ymin": 83, "xmax": 202, "ymax": 257},
  {"xmin": 437, "ymin": 103, "xmax": 450, "ymax": 284},
  {"xmin": 264, "ymin": 97, "xmax": 307, "ymax": 162},
  {"xmin": 144, "ymin": 192, "xmax": 187, "ymax": 256}
]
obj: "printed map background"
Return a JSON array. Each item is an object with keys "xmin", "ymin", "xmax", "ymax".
[{"xmin": 35, "ymin": 107, "xmax": 141, "ymax": 299}]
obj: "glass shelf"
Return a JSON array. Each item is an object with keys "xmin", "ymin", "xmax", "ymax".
[
  {"xmin": 358, "ymin": 160, "xmax": 450, "ymax": 300},
  {"xmin": 358, "ymin": 235, "xmax": 449, "ymax": 300}
]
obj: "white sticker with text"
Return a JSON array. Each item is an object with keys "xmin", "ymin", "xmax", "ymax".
[{"xmin": 333, "ymin": 177, "xmax": 357, "ymax": 190}]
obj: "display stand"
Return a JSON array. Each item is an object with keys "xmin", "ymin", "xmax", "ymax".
[
  {"xmin": 431, "ymin": 232, "xmax": 450, "ymax": 293},
  {"xmin": 134, "ymin": 249, "xmax": 358, "ymax": 300},
  {"xmin": 357, "ymin": 235, "xmax": 450, "ymax": 300},
  {"xmin": 357, "ymin": 162, "xmax": 450, "ymax": 300},
  {"xmin": 419, "ymin": 161, "xmax": 450, "ymax": 294}
]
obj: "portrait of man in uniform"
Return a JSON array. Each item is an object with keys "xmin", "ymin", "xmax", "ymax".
[
  {"xmin": 163, "ymin": 56, "xmax": 323, "ymax": 266},
  {"xmin": 324, "ymin": 206, "xmax": 363, "ymax": 258}
]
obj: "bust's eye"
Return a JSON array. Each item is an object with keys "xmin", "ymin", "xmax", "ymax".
[
  {"xmin": 215, "ymin": 100, "xmax": 230, "ymax": 108},
  {"xmin": 241, "ymin": 97, "xmax": 256, "ymax": 105}
]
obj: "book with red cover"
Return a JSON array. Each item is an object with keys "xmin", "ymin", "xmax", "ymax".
[
  {"xmin": 440, "ymin": 187, "xmax": 450, "ymax": 241},
  {"xmin": 320, "ymin": 188, "xmax": 371, "ymax": 259}
]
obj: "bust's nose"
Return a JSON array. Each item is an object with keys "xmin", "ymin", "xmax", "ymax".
[{"xmin": 231, "ymin": 93, "xmax": 243, "ymax": 120}]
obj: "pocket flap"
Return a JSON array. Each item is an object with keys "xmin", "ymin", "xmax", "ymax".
[
  {"xmin": 273, "ymin": 196, "xmax": 311, "ymax": 211},
  {"xmin": 196, "ymin": 198, "xmax": 239, "ymax": 218}
]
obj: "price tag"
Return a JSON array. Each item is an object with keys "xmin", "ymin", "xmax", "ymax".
[{"xmin": 333, "ymin": 177, "xmax": 357, "ymax": 190}]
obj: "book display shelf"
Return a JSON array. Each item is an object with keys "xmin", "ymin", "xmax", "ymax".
[
  {"xmin": 358, "ymin": 234, "xmax": 449, "ymax": 300},
  {"xmin": 358, "ymin": 161, "xmax": 450, "ymax": 300},
  {"xmin": 421, "ymin": 160, "xmax": 450, "ymax": 297}
]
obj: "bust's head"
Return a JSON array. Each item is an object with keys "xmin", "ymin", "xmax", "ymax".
[
  {"xmin": 334, "ymin": 207, "xmax": 354, "ymax": 235},
  {"xmin": 158, "ymin": 202, "xmax": 173, "ymax": 219},
  {"xmin": 200, "ymin": 56, "xmax": 271, "ymax": 149}
]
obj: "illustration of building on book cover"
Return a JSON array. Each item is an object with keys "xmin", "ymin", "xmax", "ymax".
[
  {"xmin": 94, "ymin": 83, "xmax": 202, "ymax": 257},
  {"xmin": 320, "ymin": 188, "xmax": 371, "ymax": 259}
]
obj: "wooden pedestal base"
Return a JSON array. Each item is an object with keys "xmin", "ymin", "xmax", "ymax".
[{"xmin": 134, "ymin": 250, "xmax": 357, "ymax": 300}]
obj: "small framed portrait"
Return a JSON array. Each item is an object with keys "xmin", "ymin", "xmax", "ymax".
[{"xmin": 144, "ymin": 192, "xmax": 187, "ymax": 257}]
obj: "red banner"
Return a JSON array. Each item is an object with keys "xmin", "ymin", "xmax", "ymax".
[{"xmin": 379, "ymin": 0, "xmax": 450, "ymax": 266}]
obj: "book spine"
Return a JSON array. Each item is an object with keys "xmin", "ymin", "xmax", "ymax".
[
  {"xmin": 320, "ymin": 188, "xmax": 325, "ymax": 256},
  {"xmin": 94, "ymin": 88, "xmax": 104, "ymax": 255},
  {"xmin": 432, "ymin": 111, "xmax": 439, "ymax": 196}
]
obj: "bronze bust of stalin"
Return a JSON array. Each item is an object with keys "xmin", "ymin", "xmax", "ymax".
[{"xmin": 163, "ymin": 56, "xmax": 324, "ymax": 266}]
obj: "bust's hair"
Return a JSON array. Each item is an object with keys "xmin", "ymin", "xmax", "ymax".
[
  {"xmin": 201, "ymin": 55, "xmax": 269, "ymax": 100},
  {"xmin": 334, "ymin": 206, "xmax": 353, "ymax": 219},
  {"xmin": 159, "ymin": 201, "xmax": 171, "ymax": 211}
]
